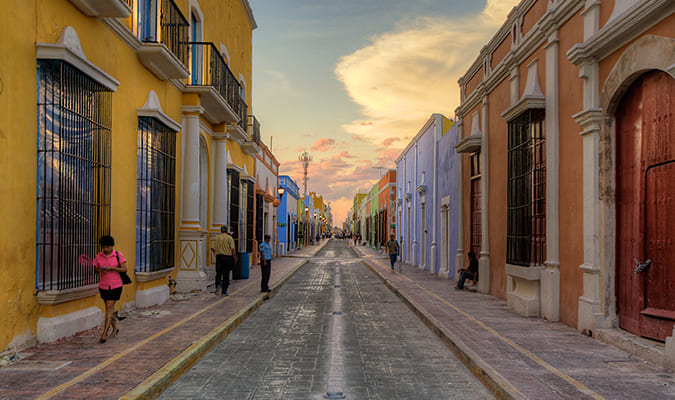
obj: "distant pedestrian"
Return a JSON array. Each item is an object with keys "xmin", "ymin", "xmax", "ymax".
[
  {"xmin": 211, "ymin": 225, "xmax": 237, "ymax": 296},
  {"xmin": 455, "ymin": 251, "xmax": 478, "ymax": 290},
  {"xmin": 384, "ymin": 234, "xmax": 400, "ymax": 270},
  {"xmin": 259, "ymin": 234, "xmax": 272, "ymax": 292},
  {"xmin": 93, "ymin": 235, "xmax": 127, "ymax": 343}
]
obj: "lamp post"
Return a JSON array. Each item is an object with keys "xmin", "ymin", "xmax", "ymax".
[
  {"xmin": 304, "ymin": 206, "xmax": 309, "ymax": 247},
  {"xmin": 277, "ymin": 187, "xmax": 285, "ymax": 255}
]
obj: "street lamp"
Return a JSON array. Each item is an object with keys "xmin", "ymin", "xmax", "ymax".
[{"xmin": 277, "ymin": 186, "xmax": 285, "ymax": 200}]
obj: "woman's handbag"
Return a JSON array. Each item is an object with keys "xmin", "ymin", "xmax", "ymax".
[{"xmin": 115, "ymin": 251, "xmax": 133, "ymax": 285}]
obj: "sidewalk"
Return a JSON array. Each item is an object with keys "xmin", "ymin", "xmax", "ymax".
[
  {"xmin": 0, "ymin": 240, "xmax": 330, "ymax": 400},
  {"xmin": 351, "ymin": 243, "xmax": 675, "ymax": 400}
]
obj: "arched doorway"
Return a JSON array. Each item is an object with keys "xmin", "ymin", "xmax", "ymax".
[{"xmin": 616, "ymin": 70, "xmax": 674, "ymax": 341}]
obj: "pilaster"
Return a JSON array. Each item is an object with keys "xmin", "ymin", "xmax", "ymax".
[
  {"xmin": 541, "ymin": 29, "xmax": 560, "ymax": 321},
  {"xmin": 454, "ymin": 116, "xmax": 465, "ymax": 276},
  {"xmin": 478, "ymin": 96, "xmax": 490, "ymax": 294}
]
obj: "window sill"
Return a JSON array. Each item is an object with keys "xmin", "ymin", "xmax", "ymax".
[
  {"xmin": 37, "ymin": 284, "xmax": 100, "ymax": 305},
  {"xmin": 135, "ymin": 268, "xmax": 174, "ymax": 283},
  {"xmin": 505, "ymin": 264, "xmax": 545, "ymax": 281}
]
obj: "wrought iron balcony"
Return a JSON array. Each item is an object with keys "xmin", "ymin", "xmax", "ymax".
[
  {"xmin": 242, "ymin": 114, "xmax": 261, "ymax": 155},
  {"xmin": 184, "ymin": 42, "xmax": 240, "ymax": 124},
  {"xmin": 136, "ymin": 0, "xmax": 189, "ymax": 80},
  {"xmin": 227, "ymin": 95, "xmax": 249, "ymax": 141},
  {"xmin": 247, "ymin": 115, "xmax": 261, "ymax": 146},
  {"xmin": 68, "ymin": 0, "xmax": 131, "ymax": 17}
]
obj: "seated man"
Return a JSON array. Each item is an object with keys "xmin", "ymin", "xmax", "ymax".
[{"xmin": 455, "ymin": 251, "xmax": 478, "ymax": 290}]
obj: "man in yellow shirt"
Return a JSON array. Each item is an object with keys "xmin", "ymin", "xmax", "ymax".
[{"xmin": 210, "ymin": 225, "xmax": 237, "ymax": 296}]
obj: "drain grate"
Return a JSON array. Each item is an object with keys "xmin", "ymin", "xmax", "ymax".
[
  {"xmin": 333, "ymin": 311, "xmax": 342, "ymax": 315},
  {"xmin": 324, "ymin": 392, "xmax": 346, "ymax": 399},
  {"xmin": 334, "ymin": 285, "xmax": 341, "ymax": 288}
]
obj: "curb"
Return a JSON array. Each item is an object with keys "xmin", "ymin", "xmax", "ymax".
[
  {"xmin": 352, "ymin": 244, "xmax": 524, "ymax": 400},
  {"xmin": 120, "ymin": 259, "xmax": 310, "ymax": 400}
]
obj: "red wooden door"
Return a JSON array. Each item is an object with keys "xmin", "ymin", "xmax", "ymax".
[{"xmin": 617, "ymin": 70, "xmax": 675, "ymax": 341}]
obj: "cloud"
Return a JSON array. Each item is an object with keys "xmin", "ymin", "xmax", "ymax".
[
  {"xmin": 334, "ymin": 0, "xmax": 519, "ymax": 143},
  {"xmin": 381, "ymin": 137, "xmax": 401, "ymax": 147},
  {"xmin": 311, "ymin": 138, "xmax": 336, "ymax": 152}
]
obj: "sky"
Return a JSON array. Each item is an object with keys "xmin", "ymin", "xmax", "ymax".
[{"xmin": 249, "ymin": 0, "xmax": 520, "ymax": 225}]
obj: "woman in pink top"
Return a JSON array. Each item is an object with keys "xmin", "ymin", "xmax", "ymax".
[{"xmin": 93, "ymin": 235, "xmax": 127, "ymax": 343}]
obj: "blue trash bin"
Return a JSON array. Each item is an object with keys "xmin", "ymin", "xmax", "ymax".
[{"xmin": 239, "ymin": 253, "xmax": 250, "ymax": 279}]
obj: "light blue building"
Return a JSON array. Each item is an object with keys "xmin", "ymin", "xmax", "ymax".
[
  {"xmin": 396, "ymin": 114, "xmax": 458, "ymax": 278},
  {"xmin": 278, "ymin": 175, "xmax": 299, "ymax": 254}
]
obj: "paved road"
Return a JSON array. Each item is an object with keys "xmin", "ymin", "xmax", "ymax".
[{"xmin": 160, "ymin": 240, "xmax": 494, "ymax": 399}]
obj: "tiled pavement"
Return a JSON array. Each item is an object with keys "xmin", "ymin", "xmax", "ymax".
[
  {"xmin": 3, "ymin": 238, "xmax": 674, "ymax": 400},
  {"xmin": 351, "ymin": 243, "xmax": 675, "ymax": 400},
  {"xmin": 0, "ymin": 240, "xmax": 329, "ymax": 400}
]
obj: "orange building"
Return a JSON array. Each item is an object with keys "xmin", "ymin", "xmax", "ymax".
[
  {"xmin": 454, "ymin": 0, "xmax": 674, "ymax": 367},
  {"xmin": 377, "ymin": 170, "xmax": 397, "ymax": 242}
]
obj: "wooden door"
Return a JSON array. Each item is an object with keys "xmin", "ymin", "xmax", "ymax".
[{"xmin": 617, "ymin": 70, "xmax": 675, "ymax": 341}]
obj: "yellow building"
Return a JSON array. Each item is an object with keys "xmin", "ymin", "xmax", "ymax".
[{"xmin": 0, "ymin": 0, "xmax": 259, "ymax": 352}]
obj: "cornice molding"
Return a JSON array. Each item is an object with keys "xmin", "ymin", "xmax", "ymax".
[
  {"xmin": 455, "ymin": 133, "xmax": 482, "ymax": 154},
  {"xmin": 502, "ymin": 95, "xmax": 546, "ymax": 122},
  {"xmin": 572, "ymin": 108, "xmax": 603, "ymax": 136},
  {"xmin": 36, "ymin": 27, "xmax": 120, "ymax": 92},
  {"xmin": 239, "ymin": 0, "xmax": 258, "ymax": 30},
  {"xmin": 458, "ymin": 0, "xmax": 583, "ymax": 118},
  {"xmin": 567, "ymin": 0, "xmax": 673, "ymax": 66}
]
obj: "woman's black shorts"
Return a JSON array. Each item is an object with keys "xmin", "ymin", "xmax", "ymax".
[{"xmin": 99, "ymin": 286, "xmax": 123, "ymax": 301}]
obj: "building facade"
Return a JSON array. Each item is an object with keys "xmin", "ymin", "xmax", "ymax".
[
  {"xmin": 396, "ymin": 114, "xmax": 457, "ymax": 276},
  {"xmin": 0, "ymin": 0, "xmax": 258, "ymax": 351},
  {"xmin": 254, "ymin": 141, "xmax": 279, "ymax": 264},
  {"xmin": 454, "ymin": 0, "xmax": 674, "ymax": 366},
  {"xmin": 278, "ymin": 175, "xmax": 300, "ymax": 254}
]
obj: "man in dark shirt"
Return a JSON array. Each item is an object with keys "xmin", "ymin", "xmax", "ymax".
[{"xmin": 455, "ymin": 251, "xmax": 478, "ymax": 290}]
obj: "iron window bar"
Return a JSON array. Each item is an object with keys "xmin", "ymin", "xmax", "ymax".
[
  {"xmin": 136, "ymin": 117, "xmax": 176, "ymax": 273},
  {"xmin": 506, "ymin": 109, "xmax": 546, "ymax": 267},
  {"xmin": 228, "ymin": 169, "xmax": 240, "ymax": 250},
  {"xmin": 36, "ymin": 60, "xmax": 112, "ymax": 291}
]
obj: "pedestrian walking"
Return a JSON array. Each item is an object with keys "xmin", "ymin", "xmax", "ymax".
[
  {"xmin": 210, "ymin": 225, "xmax": 237, "ymax": 296},
  {"xmin": 258, "ymin": 234, "xmax": 273, "ymax": 292},
  {"xmin": 93, "ymin": 235, "xmax": 127, "ymax": 343},
  {"xmin": 455, "ymin": 251, "xmax": 478, "ymax": 290},
  {"xmin": 384, "ymin": 234, "xmax": 400, "ymax": 270}
]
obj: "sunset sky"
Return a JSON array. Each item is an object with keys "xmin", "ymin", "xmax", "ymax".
[{"xmin": 249, "ymin": 0, "xmax": 519, "ymax": 225}]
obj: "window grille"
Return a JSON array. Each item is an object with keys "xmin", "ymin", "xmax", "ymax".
[
  {"xmin": 36, "ymin": 60, "xmax": 112, "ymax": 290},
  {"xmin": 136, "ymin": 117, "xmax": 176, "ymax": 273},
  {"xmin": 228, "ymin": 169, "xmax": 240, "ymax": 250},
  {"xmin": 246, "ymin": 181, "xmax": 254, "ymax": 253},
  {"xmin": 470, "ymin": 152, "xmax": 481, "ymax": 256},
  {"xmin": 255, "ymin": 194, "xmax": 263, "ymax": 244},
  {"xmin": 507, "ymin": 109, "xmax": 546, "ymax": 266}
]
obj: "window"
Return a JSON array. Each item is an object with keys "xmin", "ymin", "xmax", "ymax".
[
  {"xmin": 246, "ymin": 181, "xmax": 254, "ymax": 253},
  {"xmin": 507, "ymin": 109, "xmax": 546, "ymax": 266},
  {"xmin": 136, "ymin": 117, "xmax": 176, "ymax": 273},
  {"xmin": 228, "ymin": 169, "xmax": 240, "ymax": 251},
  {"xmin": 470, "ymin": 152, "xmax": 481, "ymax": 257},
  {"xmin": 36, "ymin": 60, "xmax": 112, "ymax": 290}
]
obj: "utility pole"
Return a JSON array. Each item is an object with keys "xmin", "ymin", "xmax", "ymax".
[{"xmin": 298, "ymin": 151, "xmax": 312, "ymax": 195}]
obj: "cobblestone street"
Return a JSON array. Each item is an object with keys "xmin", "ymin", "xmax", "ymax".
[{"xmin": 160, "ymin": 240, "xmax": 493, "ymax": 400}]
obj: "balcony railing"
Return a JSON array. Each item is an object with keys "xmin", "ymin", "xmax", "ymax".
[
  {"xmin": 138, "ymin": 0, "xmax": 188, "ymax": 67},
  {"xmin": 189, "ymin": 42, "xmax": 240, "ymax": 111},
  {"xmin": 235, "ymin": 96, "xmax": 248, "ymax": 130},
  {"xmin": 247, "ymin": 115, "xmax": 261, "ymax": 145}
]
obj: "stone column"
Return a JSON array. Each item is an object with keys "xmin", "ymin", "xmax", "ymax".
[
  {"xmin": 177, "ymin": 107, "xmax": 206, "ymax": 293},
  {"xmin": 541, "ymin": 29, "xmax": 561, "ymax": 321}
]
